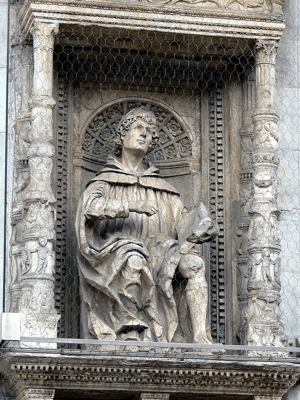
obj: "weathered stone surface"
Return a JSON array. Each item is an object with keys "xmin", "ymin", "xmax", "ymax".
[
  {"xmin": 140, "ymin": 394, "xmax": 169, "ymax": 400},
  {"xmin": 7, "ymin": 21, "xmax": 60, "ymax": 348},
  {"xmin": 4, "ymin": 0, "xmax": 299, "ymax": 398},
  {"xmin": 16, "ymin": 389, "xmax": 55, "ymax": 400},
  {"xmin": 1, "ymin": 353, "xmax": 300, "ymax": 398},
  {"xmin": 243, "ymin": 39, "xmax": 288, "ymax": 356},
  {"xmin": 76, "ymin": 107, "xmax": 218, "ymax": 345}
]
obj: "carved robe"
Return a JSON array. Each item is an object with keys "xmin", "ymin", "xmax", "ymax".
[{"xmin": 76, "ymin": 157, "xmax": 207, "ymax": 342}]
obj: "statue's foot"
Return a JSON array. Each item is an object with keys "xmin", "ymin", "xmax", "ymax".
[{"xmin": 193, "ymin": 335, "xmax": 225, "ymax": 355}]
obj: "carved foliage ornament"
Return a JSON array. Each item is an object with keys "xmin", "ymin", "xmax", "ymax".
[
  {"xmin": 82, "ymin": 100, "xmax": 192, "ymax": 162},
  {"xmin": 140, "ymin": 0, "xmax": 279, "ymax": 12},
  {"xmin": 255, "ymin": 40, "xmax": 280, "ymax": 65},
  {"xmin": 10, "ymin": 360, "xmax": 299, "ymax": 396},
  {"xmin": 30, "ymin": 22, "xmax": 59, "ymax": 53}
]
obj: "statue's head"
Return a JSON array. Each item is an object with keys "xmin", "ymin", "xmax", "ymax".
[{"xmin": 114, "ymin": 107, "xmax": 159, "ymax": 157}]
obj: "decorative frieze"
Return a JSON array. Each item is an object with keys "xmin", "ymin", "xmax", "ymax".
[
  {"xmin": 18, "ymin": 0, "xmax": 287, "ymax": 43},
  {"xmin": 143, "ymin": 0, "xmax": 280, "ymax": 13},
  {"xmin": 5, "ymin": 355, "xmax": 300, "ymax": 398},
  {"xmin": 253, "ymin": 397, "xmax": 282, "ymax": 400},
  {"xmin": 17, "ymin": 389, "xmax": 55, "ymax": 400},
  {"xmin": 244, "ymin": 39, "xmax": 287, "ymax": 356},
  {"xmin": 140, "ymin": 394, "xmax": 169, "ymax": 400}
]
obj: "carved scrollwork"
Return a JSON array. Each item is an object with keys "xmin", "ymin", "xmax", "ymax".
[
  {"xmin": 142, "ymin": 0, "xmax": 276, "ymax": 11},
  {"xmin": 30, "ymin": 22, "xmax": 59, "ymax": 53},
  {"xmin": 81, "ymin": 99, "xmax": 193, "ymax": 163},
  {"xmin": 253, "ymin": 121, "xmax": 279, "ymax": 151},
  {"xmin": 252, "ymin": 152, "xmax": 279, "ymax": 166},
  {"xmin": 254, "ymin": 40, "xmax": 280, "ymax": 65},
  {"xmin": 22, "ymin": 202, "xmax": 55, "ymax": 241},
  {"xmin": 248, "ymin": 250, "xmax": 281, "ymax": 291}
]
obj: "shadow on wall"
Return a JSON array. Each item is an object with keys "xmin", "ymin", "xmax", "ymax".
[{"xmin": 283, "ymin": 379, "xmax": 300, "ymax": 400}]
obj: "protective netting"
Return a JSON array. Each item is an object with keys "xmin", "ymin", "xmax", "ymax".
[
  {"xmin": 52, "ymin": 27, "xmax": 254, "ymax": 346},
  {"xmin": 6, "ymin": 8, "xmax": 300, "ymax": 354}
]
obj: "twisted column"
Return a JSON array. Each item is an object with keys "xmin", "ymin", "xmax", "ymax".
[
  {"xmin": 19, "ymin": 21, "xmax": 60, "ymax": 348},
  {"xmin": 244, "ymin": 40, "xmax": 287, "ymax": 356}
]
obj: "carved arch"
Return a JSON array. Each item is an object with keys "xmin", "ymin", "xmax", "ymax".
[{"xmin": 79, "ymin": 97, "xmax": 193, "ymax": 165}]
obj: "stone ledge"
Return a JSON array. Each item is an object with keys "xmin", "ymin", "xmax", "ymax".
[
  {"xmin": 18, "ymin": 0, "xmax": 286, "ymax": 40},
  {"xmin": 1, "ymin": 352, "xmax": 300, "ymax": 398}
]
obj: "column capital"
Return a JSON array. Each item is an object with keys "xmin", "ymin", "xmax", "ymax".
[
  {"xmin": 30, "ymin": 21, "xmax": 59, "ymax": 51},
  {"xmin": 254, "ymin": 39, "xmax": 280, "ymax": 65},
  {"xmin": 30, "ymin": 20, "xmax": 59, "ymax": 37}
]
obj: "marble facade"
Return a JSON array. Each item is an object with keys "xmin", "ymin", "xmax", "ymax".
[{"xmin": 1, "ymin": 0, "xmax": 300, "ymax": 398}]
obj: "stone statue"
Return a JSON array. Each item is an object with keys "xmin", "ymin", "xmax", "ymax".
[{"xmin": 75, "ymin": 107, "xmax": 219, "ymax": 344}]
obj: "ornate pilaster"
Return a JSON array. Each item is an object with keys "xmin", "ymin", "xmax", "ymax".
[
  {"xmin": 10, "ymin": 43, "xmax": 33, "ymax": 313},
  {"xmin": 18, "ymin": 21, "xmax": 60, "ymax": 348},
  {"xmin": 236, "ymin": 69, "xmax": 255, "ymax": 343},
  {"xmin": 244, "ymin": 40, "xmax": 287, "ymax": 356}
]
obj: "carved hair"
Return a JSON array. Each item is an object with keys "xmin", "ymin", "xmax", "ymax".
[{"xmin": 114, "ymin": 107, "xmax": 159, "ymax": 156}]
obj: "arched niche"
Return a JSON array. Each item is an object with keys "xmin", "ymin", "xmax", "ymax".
[{"xmin": 74, "ymin": 97, "xmax": 196, "ymax": 208}]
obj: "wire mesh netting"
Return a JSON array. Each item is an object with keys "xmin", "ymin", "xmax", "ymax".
[{"xmin": 5, "ymin": 7, "xmax": 300, "ymax": 356}]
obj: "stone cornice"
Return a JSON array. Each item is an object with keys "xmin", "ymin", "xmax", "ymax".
[
  {"xmin": 18, "ymin": 0, "xmax": 286, "ymax": 40},
  {"xmin": 1, "ymin": 352, "xmax": 300, "ymax": 398}
]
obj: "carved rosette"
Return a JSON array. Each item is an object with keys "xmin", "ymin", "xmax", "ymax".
[
  {"xmin": 15, "ymin": 21, "xmax": 60, "ymax": 348},
  {"xmin": 244, "ymin": 40, "xmax": 287, "ymax": 356}
]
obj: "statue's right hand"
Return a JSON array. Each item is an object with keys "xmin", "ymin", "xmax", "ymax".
[{"xmin": 129, "ymin": 201, "xmax": 158, "ymax": 216}]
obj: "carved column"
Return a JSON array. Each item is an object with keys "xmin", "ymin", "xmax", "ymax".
[
  {"xmin": 19, "ymin": 21, "xmax": 60, "ymax": 348},
  {"xmin": 17, "ymin": 389, "xmax": 55, "ymax": 400},
  {"xmin": 236, "ymin": 69, "xmax": 255, "ymax": 343},
  {"xmin": 10, "ymin": 43, "xmax": 33, "ymax": 313},
  {"xmin": 244, "ymin": 40, "xmax": 287, "ymax": 356}
]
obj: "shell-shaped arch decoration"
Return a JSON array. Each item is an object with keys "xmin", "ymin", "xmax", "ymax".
[{"xmin": 80, "ymin": 98, "xmax": 193, "ymax": 164}]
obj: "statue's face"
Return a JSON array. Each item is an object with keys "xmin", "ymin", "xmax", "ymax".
[{"xmin": 123, "ymin": 120, "xmax": 153, "ymax": 155}]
